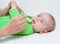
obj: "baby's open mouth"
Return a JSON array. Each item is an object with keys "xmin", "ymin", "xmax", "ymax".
[
  {"xmin": 32, "ymin": 20, "xmax": 35, "ymax": 23},
  {"xmin": 31, "ymin": 19, "xmax": 37, "ymax": 24}
]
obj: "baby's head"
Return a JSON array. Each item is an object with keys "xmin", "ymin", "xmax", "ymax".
[{"xmin": 31, "ymin": 12, "xmax": 55, "ymax": 34}]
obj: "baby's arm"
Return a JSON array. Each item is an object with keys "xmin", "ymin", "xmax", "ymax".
[{"xmin": 10, "ymin": 0, "xmax": 31, "ymax": 23}]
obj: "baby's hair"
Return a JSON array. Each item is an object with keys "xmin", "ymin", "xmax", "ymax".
[
  {"xmin": 45, "ymin": 13, "xmax": 56, "ymax": 32},
  {"xmin": 40, "ymin": 12, "xmax": 56, "ymax": 32}
]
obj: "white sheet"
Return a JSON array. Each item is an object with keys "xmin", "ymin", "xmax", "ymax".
[{"xmin": 0, "ymin": 0, "xmax": 60, "ymax": 44}]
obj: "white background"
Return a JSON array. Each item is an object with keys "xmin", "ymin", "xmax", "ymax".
[{"xmin": 0, "ymin": 0, "xmax": 60, "ymax": 44}]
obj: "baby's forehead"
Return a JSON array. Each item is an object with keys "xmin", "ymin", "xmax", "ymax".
[
  {"xmin": 38, "ymin": 13, "xmax": 53, "ymax": 25},
  {"xmin": 38, "ymin": 13, "xmax": 51, "ymax": 17},
  {"xmin": 38, "ymin": 13, "xmax": 52, "ymax": 20}
]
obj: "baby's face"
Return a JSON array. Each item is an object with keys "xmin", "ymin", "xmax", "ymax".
[{"xmin": 31, "ymin": 13, "xmax": 52, "ymax": 34}]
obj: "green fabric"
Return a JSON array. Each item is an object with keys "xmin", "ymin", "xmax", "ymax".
[
  {"xmin": 9, "ymin": 8, "xmax": 21, "ymax": 17},
  {"xmin": 0, "ymin": 16, "xmax": 10, "ymax": 28},
  {"xmin": 0, "ymin": 8, "xmax": 33, "ymax": 35},
  {"xmin": 9, "ymin": 8, "xmax": 33, "ymax": 35}
]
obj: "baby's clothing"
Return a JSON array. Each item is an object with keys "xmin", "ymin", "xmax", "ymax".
[
  {"xmin": 0, "ymin": 8, "xmax": 33, "ymax": 35},
  {"xmin": 0, "ymin": 16, "xmax": 10, "ymax": 28}
]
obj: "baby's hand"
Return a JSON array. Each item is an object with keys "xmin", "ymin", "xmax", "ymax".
[{"xmin": 5, "ymin": 15, "xmax": 26, "ymax": 35}]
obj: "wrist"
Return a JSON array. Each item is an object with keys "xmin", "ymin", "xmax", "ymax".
[{"xmin": 0, "ymin": 26, "xmax": 10, "ymax": 37}]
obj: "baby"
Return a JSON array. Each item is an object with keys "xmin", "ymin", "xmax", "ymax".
[
  {"xmin": 10, "ymin": 0, "xmax": 55, "ymax": 34},
  {"xmin": 0, "ymin": 0, "xmax": 56, "ymax": 38},
  {"xmin": 31, "ymin": 13, "xmax": 55, "ymax": 34}
]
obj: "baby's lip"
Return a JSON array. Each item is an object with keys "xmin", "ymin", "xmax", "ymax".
[
  {"xmin": 31, "ymin": 19, "xmax": 37, "ymax": 24},
  {"xmin": 32, "ymin": 19, "xmax": 35, "ymax": 23}
]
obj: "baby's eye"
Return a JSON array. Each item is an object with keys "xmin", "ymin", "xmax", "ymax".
[
  {"xmin": 38, "ymin": 15, "xmax": 40, "ymax": 17},
  {"xmin": 41, "ymin": 20, "xmax": 43, "ymax": 22},
  {"xmin": 41, "ymin": 20, "xmax": 43, "ymax": 23},
  {"xmin": 41, "ymin": 20, "xmax": 44, "ymax": 24}
]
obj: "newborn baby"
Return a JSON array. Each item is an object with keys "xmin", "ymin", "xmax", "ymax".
[
  {"xmin": 31, "ymin": 13, "xmax": 55, "ymax": 34},
  {"xmin": 10, "ymin": 0, "xmax": 55, "ymax": 34},
  {"xmin": 0, "ymin": 0, "xmax": 56, "ymax": 36}
]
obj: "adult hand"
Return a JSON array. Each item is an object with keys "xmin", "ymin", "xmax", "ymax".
[
  {"xmin": 6, "ymin": 15, "xmax": 26, "ymax": 34},
  {"xmin": 0, "ymin": 1, "xmax": 12, "ymax": 16},
  {"xmin": 0, "ymin": 15, "xmax": 26, "ymax": 37}
]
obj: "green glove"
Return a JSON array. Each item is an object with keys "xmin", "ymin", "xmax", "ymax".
[{"xmin": 9, "ymin": 8, "xmax": 33, "ymax": 35}]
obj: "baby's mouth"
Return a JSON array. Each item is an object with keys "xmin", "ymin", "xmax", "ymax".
[
  {"xmin": 32, "ymin": 20, "xmax": 35, "ymax": 23},
  {"xmin": 31, "ymin": 19, "xmax": 37, "ymax": 24}
]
